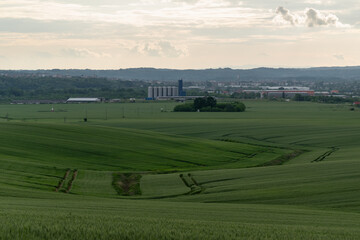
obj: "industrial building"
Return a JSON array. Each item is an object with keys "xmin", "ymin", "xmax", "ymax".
[
  {"xmin": 261, "ymin": 86, "xmax": 311, "ymax": 91},
  {"xmin": 148, "ymin": 86, "xmax": 179, "ymax": 99},
  {"xmin": 266, "ymin": 90, "xmax": 315, "ymax": 98},
  {"xmin": 148, "ymin": 79, "xmax": 187, "ymax": 100},
  {"xmin": 66, "ymin": 98, "xmax": 101, "ymax": 103},
  {"xmin": 11, "ymin": 99, "xmax": 66, "ymax": 104},
  {"xmin": 178, "ymin": 79, "xmax": 186, "ymax": 96},
  {"xmin": 243, "ymin": 90, "xmax": 315, "ymax": 99}
]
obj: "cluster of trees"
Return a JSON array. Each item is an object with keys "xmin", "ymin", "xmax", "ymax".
[
  {"xmin": 293, "ymin": 94, "xmax": 357, "ymax": 104},
  {"xmin": 174, "ymin": 97, "xmax": 246, "ymax": 112},
  {"xmin": 0, "ymin": 76, "xmax": 147, "ymax": 101}
]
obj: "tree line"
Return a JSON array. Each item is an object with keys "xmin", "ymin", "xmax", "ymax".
[
  {"xmin": 0, "ymin": 76, "xmax": 148, "ymax": 101},
  {"xmin": 293, "ymin": 94, "xmax": 357, "ymax": 104},
  {"xmin": 174, "ymin": 97, "xmax": 246, "ymax": 112}
]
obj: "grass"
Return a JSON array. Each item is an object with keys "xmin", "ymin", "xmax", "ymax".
[
  {"xmin": 0, "ymin": 122, "xmax": 285, "ymax": 172},
  {"xmin": 141, "ymin": 160, "xmax": 360, "ymax": 211},
  {"xmin": 1, "ymin": 100, "xmax": 360, "ymax": 239},
  {"xmin": 1, "ymin": 196, "xmax": 360, "ymax": 240}
]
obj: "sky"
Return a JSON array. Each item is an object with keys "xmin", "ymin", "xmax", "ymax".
[{"xmin": 0, "ymin": 0, "xmax": 359, "ymax": 69}]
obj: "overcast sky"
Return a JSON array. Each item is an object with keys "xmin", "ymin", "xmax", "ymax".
[{"xmin": 0, "ymin": 0, "xmax": 359, "ymax": 69}]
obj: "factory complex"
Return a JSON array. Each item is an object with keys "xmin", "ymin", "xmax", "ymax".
[
  {"xmin": 147, "ymin": 80, "xmax": 186, "ymax": 100},
  {"xmin": 148, "ymin": 86, "xmax": 179, "ymax": 99}
]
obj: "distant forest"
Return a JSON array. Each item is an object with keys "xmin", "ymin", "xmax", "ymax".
[
  {"xmin": 2, "ymin": 66, "xmax": 360, "ymax": 82},
  {"xmin": 0, "ymin": 76, "xmax": 148, "ymax": 101}
]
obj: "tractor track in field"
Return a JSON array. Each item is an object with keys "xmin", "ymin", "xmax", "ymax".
[
  {"xmin": 65, "ymin": 170, "xmax": 78, "ymax": 193},
  {"xmin": 55, "ymin": 169, "xmax": 71, "ymax": 192},
  {"xmin": 179, "ymin": 173, "xmax": 205, "ymax": 195},
  {"xmin": 55, "ymin": 169, "xmax": 78, "ymax": 193},
  {"xmin": 312, "ymin": 147, "xmax": 339, "ymax": 163},
  {"xmin": 257, "ymin": 150, "xmax": 305, "ymax": 167},
  {"xmin": 218, "ymin": 136, "xmax": 291, "ymax": 150}
]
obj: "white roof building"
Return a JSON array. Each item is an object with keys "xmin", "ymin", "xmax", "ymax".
[{"xmin": 67, "ymin": 98, "xmax": 101, "ymax": 103}]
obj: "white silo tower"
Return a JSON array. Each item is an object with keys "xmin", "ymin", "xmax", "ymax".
[
  {"xmin": 167, "ymin": 86, "xmax": 173, "ymax": 97},
  {"xmin": 160, "ymin": 86, "xmax": 166, "ymax": 97},
  {"xmin": 148, "ymin": 86, "xmax": 154, "ymax": 99},
  {"xmin": 153, "ymin": 87, "xmax": 159, "ymax": 98},
  {"xmin": 172, "ymin": 86, "xmax": 178, "ymax": 96}
]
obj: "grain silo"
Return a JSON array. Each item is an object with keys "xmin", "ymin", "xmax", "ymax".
[
  {"xmin": 167, "ymin": 86, "xmax": 173, "ymax": 96},
  {"xmin": 148, "ymin": 86, "xmax": 154, "ymax": 99},
  {"xmin": 172, "ymin": 87, "xmax": 178, "ymax": 96},
  {"xmin": 153, "ymin": 87, "xmax": 159, "ymax": 98}
]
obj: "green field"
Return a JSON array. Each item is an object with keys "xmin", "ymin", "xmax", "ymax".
[{"xmin": 1, "ymin": 100, "xmax": 360, "ymax": 239}]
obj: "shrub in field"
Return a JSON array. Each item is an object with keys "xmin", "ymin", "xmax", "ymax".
[
  {"xmin": 234, "ymin": 102, "xmax": 246, "ymax": 112},
  {"xmin": 112, "ymin": 173, "xmax": 142, "ymax": 196},
  {"xmin": 194, "ymin": 97, "xmax": 208, "ymax": 110},
  {"xmin": 173, "ymin": 103, "xmax": 194, "ymax": 112}
]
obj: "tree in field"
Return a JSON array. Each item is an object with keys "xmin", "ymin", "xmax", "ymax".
[
  {"xmin": 194, "ymin": 97, "xmax": 207, "ymax": 110},
  {"xmin": 206, "ymin": 96, "xmax": 217, "ymax": 108}
]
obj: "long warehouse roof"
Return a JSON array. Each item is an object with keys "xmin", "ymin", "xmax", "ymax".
[{"xmin": 67, "ymin": 98, "xmax": 100, "ymax": 101}]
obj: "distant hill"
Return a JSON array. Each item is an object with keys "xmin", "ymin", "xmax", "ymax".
[{"xmin": 2, "ymin": 66, "xmax": 360, "ymax": 82}]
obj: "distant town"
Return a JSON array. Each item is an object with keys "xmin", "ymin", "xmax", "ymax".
[{"xmin": 1, "ymin": 67, "xmax": 360, "ymax": 105}]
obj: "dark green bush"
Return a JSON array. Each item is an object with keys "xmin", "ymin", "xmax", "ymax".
[
  {"xmin": 224, "ymin": 104, "xmax": 235, "ymax": 112},
  {"xmin": 174, "ymin": 103, "xmax": 194, "ymax": 112},
  {"xmin": 216, "ymin": 103, "xmax": 227, "ymax": 110},
  {"xmin": 234, "ymin": 102, "xmax": 246, "ymax": 112},
  {"xmin": 174, "ymin": 99, "xmax": 246, "ymax": 112}
]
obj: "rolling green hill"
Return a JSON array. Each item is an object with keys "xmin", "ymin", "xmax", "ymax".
[
  {"xmin": 1, "ymin": 100, "xmax": 360, "ymax": 239},
  {"xmin": 0, "ymin": 121, "xmax": 288, "ymax": 199}
]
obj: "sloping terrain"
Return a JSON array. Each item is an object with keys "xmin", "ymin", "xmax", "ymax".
[
  {"xmin": 0, "ymin": 121, "xmax": 287, "ymax": 198},
  {"xmin": 1, "ymin": 101, "xmax": 360, "ymax": 239},
  {"xmin": 140, "ymin": 160, "xmax": 360, "ymax": 211}
]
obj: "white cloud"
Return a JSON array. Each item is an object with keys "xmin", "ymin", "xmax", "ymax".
[
  {"xmin": 306, "ymin": 8, "xmax": 338, "ymax": 27},
  {"xmin": 133, "ymin": 41, "xmax": 188, "ymax": 58},
  {"xmin": 274, "ymin": 6, "xmax": 349, "ymax": 28},
  {"xmin": 333, "ymin": 54, "xmax": 345, "ymax": 60},
  {"xmin": 0, "ymin": 0, "xmax": 270, "ymax": 28},
  {"xmin": 170, "ymin": 0, "xmax": 243, "ymax": 6},
  {"xmin": 276, "ymin": 6, "xmax": 298, "ymax": 25},
  {"xmin": 304, "ymin": 0, "xmax": 334, "ymax": 5},
  {"xmin": 61, "ymin": 48, "xmax": 110, "ymax": 58},
  {"xmin": 0, "ymin": 0, "xmax": 359, "ymax": 69}
]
